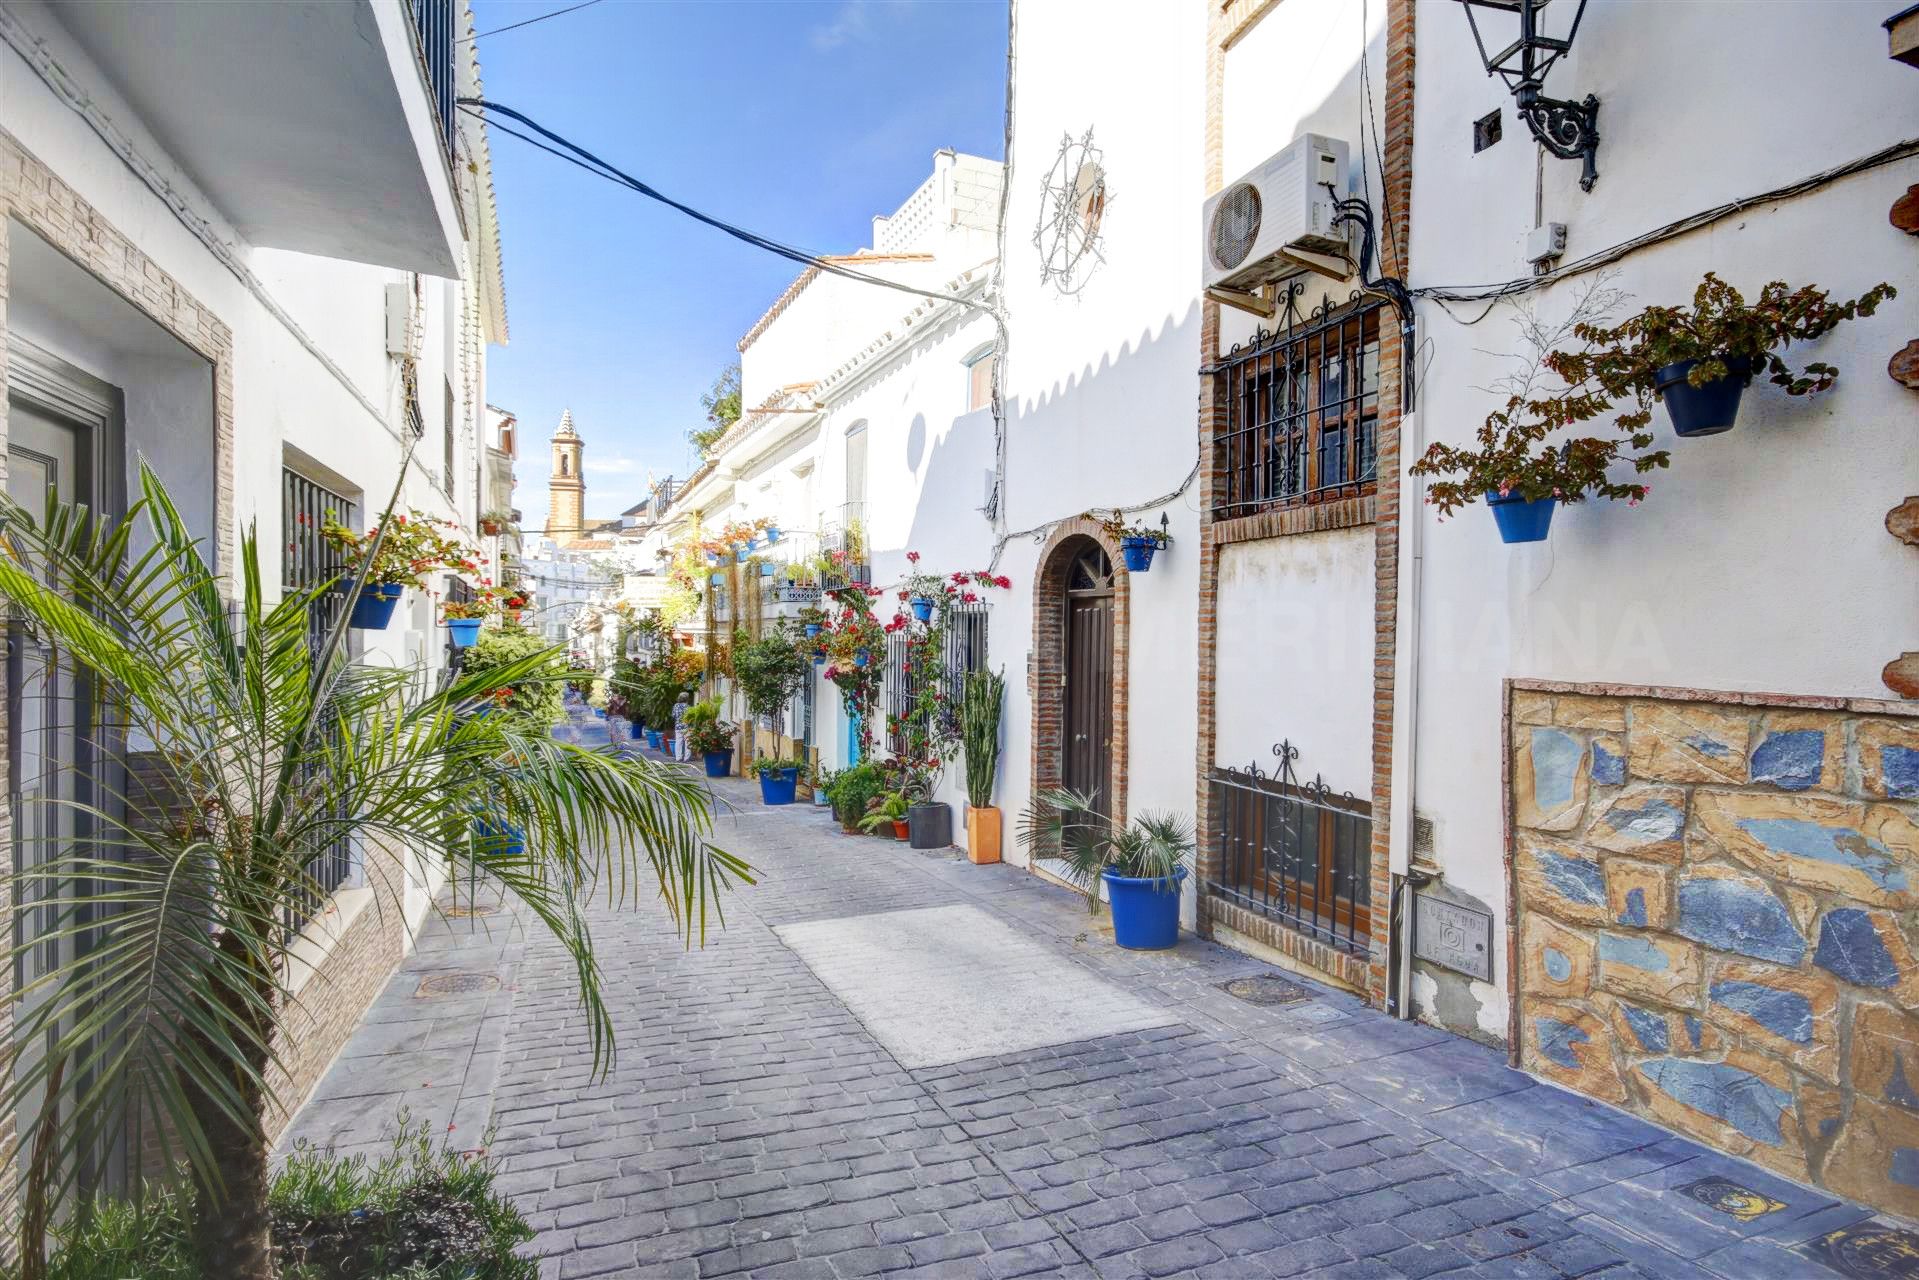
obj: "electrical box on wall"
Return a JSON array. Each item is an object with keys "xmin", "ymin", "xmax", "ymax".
[{"xmin": 1526, "ymin": 222, "xmax": 1568, "ymax": 273}]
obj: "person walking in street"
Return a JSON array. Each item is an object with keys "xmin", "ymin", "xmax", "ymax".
[{"xmin": 672, "ymin": 692, "xmax": 692, "ymax": 763}]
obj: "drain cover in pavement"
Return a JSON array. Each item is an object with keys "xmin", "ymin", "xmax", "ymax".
[
  {"xmin": 1809, "ymin": 1225, "xmax": 1919, "ymax": 1279},
  {"xmin": 1218, "ymin": 975, "xmax": 1310, "ymax": 1006},
  {"xmin": 1678, "ymin": 1175, "xmax": 1786, "ymax": 1222},
  {"xmin": 414, "ymin": 972, "xmax": 500, "ymax": 998},
  {"xmin": 444, "ymin": 902, "xmax": 501, "ymax": 919}
]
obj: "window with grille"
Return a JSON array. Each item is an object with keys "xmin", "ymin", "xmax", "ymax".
[
  {"xmin": 884, "ymin": 605, "xmax": 988, "ymax": 757},
  {"xmin": 280, "ymin": 468, "xmax": 357, "ymax": 932},
  {"xmin": 1213, "ymin": 298, "xmax": 1383, "ymax": 521},
  {"xmin": 443, "ymin": 376, "xmax": 456, "ymax": 499}
]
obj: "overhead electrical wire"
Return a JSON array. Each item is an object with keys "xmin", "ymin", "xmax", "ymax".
[{"xmin": 460, "ymin": 0, "xmax": 607, "ymax": 43}]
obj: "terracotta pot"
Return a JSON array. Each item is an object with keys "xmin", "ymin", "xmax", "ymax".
[
  {"xmin": 966, "ymin": 806, "xmax": 1002, "ymax": 865},
  {"xmin": 891, "ymin": 819, "xmax": 909, "ymax": 840},
  {"xmin": 479, "ymin": 518, "xmax": 503, "ymax": 536}
]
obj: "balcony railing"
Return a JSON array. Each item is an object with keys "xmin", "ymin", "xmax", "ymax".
[
  {"xmin": 819, "ymin": 503, "xmax": 871, "ymax": 590},
  {"xmin": 408, "ymin": 0, "xmax": 458, "ymax": 163}
]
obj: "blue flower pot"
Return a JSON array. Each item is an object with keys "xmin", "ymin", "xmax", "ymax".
[
  {"xmin": 646, "ymin": 729, "xmax": 663, "ymax": 750},
  {"xmin": 703, "ymin": 749, "xmax": 734, "ymax": 778},
  {"xmin": 594, "ymin": 708, "xmax": 606, "ymax": 719},
  {"xmin": 910, "ymin": 597, "xmax": 934, "ymax": 622},
  {"xmin": 804, "ymin": 623, "xmax": 821, "ymax": 639},
  {"xmin": 472, "ymin": 815, "xmax": 525, "ymax": 858},
  {"xmin": 854, "ymin": 648, "xmax": 871, "ymax": 669},
  {"xmin": 759, "ymin": 767, "xmax": 799, "ymax": 805},
  {"xmin": 710, "ymin": 572, "xmax": 724, "ymax": 585},
  {"xmin": 348, "ymin": 581, "xmax": 406, "ymax": 629},
  {"xmin": 446, "ymin": 617, "xmax": 482, "ymax": 648},
  {"xmin": 761, "ymin": 563, "xmax": 775, "ymax": 577},
  {"xmin": 766, "ymin": 526, "xmax": 781, "ymax": 543},
  {"xmin": 629, "ymin": 721, "xmax": 643, "ymax": 739},
  {"xmin": 1103, "ymin": 866, "xmax": 1187, "ymax": 951},
  {"xmin": 706, "ymin": 553, "xmax": 720, "ymax": 566},
  {"xmin": 1486, "ymin": 491, "xmax": 1556, "ymax": 544},
  {"xmin": 1655, "ymin": 357, "xmax": 1751, "ymax": 438},
  {"xmin": 736, "ymin": 548, "xmax": 749, "ymax": 563},
  {"xmin": 1121, "ymin": 537, "xmax": 1157, "ymax": 573}
]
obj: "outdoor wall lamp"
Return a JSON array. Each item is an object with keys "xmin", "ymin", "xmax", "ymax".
[{"xmin": 1456, "ymin": 0, "xmax": 1602, "ymax": 191}]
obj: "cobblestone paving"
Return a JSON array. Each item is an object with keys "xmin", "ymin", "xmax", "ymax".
[{"xmin": 291, "ymin": 711, "xmax": 1901, "ymax": 1279}]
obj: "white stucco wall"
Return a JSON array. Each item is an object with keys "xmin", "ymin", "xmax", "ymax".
[
  {"xmin": 1214, "ymin": 530, "xmax": 1375, "ymax": 796},
  {"xmin": 1404, "ymin": 0, "xmax": 1919, "ymax": 1029},
  {"xmin": 2, "ymin": 2, "xmax": 500, "ymax": 946}
]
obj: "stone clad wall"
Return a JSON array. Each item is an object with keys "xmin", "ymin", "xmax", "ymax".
[{"xmin": 1508, "ymin": 684, "xmax": 1919, "ymax": 1217}]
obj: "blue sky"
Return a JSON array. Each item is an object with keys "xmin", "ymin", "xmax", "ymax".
[{"xmin": 470, "ymin": 0, "xmax": 1008, "ymax": 530}]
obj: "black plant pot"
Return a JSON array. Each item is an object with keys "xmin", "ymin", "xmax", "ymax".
[
  {"xmin": 908, "ymin": 802, "xmax": 952, "ymax": 849},
  {"xmin": 1655, "ymin": 357, "xmax": 1751, "ymax": 438}
]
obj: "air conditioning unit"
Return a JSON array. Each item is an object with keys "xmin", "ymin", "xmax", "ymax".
[{"xmin": 1202, "ymin": 134, "xmax": 1354, "ymax": 300}]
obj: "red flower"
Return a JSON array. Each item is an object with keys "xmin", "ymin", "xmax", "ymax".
[
  {"xmin": 907, "ymin": 551, "xmax": 920, "ymax": 564},
  {"xmin": 994, "ymin": 575, "xmax": 1011, "ymax": 589},
  {"xmin": 961, "ymin": 591, "xmax": 978, "ymax": 603}
]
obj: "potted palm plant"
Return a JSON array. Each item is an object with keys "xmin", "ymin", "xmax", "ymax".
[
  {"xmin": 1019, "ymin": 790, "xmax": 1195, "ymax": 950},
  {"xmin": 961, "ymin": 668, "xmax": 1005, "ymax": 864},
  {"xmin": 0, "ymin": 465, "xmax": 748, "ymax": 1277}
]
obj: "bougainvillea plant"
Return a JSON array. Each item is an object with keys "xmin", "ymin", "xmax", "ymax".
[{"xmin": 319, "ymin": 510, "xmax": 474, "ymax": 589}]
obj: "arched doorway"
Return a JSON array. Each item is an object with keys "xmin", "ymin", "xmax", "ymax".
[
  {"xmin": 1061, "ymin": 540, "xmax": 1115, "ymax": 816},
  {"xmin": 1030, "ymin": 520, "xmax": 1130, "ymax": 836}
]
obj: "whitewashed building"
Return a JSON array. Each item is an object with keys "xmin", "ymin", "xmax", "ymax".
[{"xmin": 0, "ymin": 0, "xmax": 507, "ymax": 1194}]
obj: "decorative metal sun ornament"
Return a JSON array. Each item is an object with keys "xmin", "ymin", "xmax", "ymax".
[{"xmin": 1033, "ymin": 128, "xmax": 1109, "ymax": 295}]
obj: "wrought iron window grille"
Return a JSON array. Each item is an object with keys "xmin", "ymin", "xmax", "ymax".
[{"xmin": 1208, "ymin": 739, "xmax": 1372, "ymax": 956}]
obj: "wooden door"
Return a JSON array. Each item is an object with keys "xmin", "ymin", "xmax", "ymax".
[{"xmin": 1062, "ymin": 544, "xmax": 1114, "ymax": 816}]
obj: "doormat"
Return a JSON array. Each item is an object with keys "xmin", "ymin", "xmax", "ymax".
[
  {"xmin": 414, "ymin": 972, "xmax": 500, "ymax": 999},
  {"xmin": 1217, "ymin": 975, "xmax": 1311, "ymax": 1006}
]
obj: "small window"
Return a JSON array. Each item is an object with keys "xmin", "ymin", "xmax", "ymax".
[{"xmin": 965, "ymin": 348, "xmax": 996, "ymax": 414}]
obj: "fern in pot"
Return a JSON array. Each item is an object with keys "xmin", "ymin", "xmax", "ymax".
[{"xmin": 1018, "ymin": 790, "xmax": 1194, "ymax": 951}]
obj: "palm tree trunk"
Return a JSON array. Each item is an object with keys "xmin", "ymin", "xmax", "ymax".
[{"xmin": 187, "ymin": 932, "xmax": 276, "ymax": 1279}]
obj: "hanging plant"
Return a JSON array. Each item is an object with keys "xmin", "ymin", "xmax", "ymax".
[{"xmin": 1555, "ymin": 273, "xmax": 1895, "ymax": 439}]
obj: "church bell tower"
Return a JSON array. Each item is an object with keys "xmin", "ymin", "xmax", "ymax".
[{"xmin": 545, "ymin": 408, "xmax": 585, "ymax": 541}]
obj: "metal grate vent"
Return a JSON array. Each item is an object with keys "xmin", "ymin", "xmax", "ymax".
[
  {"xmin": 1210, "ymin": 183, "xmax": 1262, "ymax": 270},
  {"xmin": 414, "ymin": 972, "xmax": 500, "ymax": 999},
  {"xmin": 1217, "ymin": 975, "xmax": 1310, "ymax": 1007}
]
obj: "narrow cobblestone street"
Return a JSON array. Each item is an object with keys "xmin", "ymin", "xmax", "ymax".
[{"xmin": 282, "ymin": 721, "xmax": 1897, "ymax": 1279}]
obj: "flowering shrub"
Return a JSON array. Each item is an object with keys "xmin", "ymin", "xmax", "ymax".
[{"xmin": 320, "ymin": 510, "xmax": 474, "ymax": 589}]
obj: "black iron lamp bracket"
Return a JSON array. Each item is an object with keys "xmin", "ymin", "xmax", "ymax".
[{"xmin": 1516, "ymin": 83, "xmax": 1601, "ymax": 191}]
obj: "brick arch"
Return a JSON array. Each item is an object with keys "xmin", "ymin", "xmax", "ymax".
[{"xmin": 1028, "ymin": 515, "xmax": 1131, "ymax": 833}]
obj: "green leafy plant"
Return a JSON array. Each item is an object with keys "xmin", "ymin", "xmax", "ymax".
[
  {"xmin": 1099, "ymin": 516, "xmax": 1171, "ymax": 546},
  {"xmin": 6, "ymin": 1118, "xmax": 537, "ymax": 1280},
  {"xmin": 960, "ymin": 669, "xmax": 1005, "ymax": 808},
  {"xmin": 753, "ymin": 756, "xmax": 806, "ymax": 777},
  {"xmin": 683, "ymin": 698, "xmax": 736, "ymax": 757},
  {"xmin": 0, "ymin": 466, "xmax": 749, "ymax": 1276},
  {"xmin": 1017, "ymin": 789, "xmax": 1194, "ymax": 915},
  {"xmin": 858, "ymin": 789, "xmax": 911, "ymax": 834},
  {"xmin": 824, "ymin": 762, "xmax": 885, "ymax": 832},
  {"xmin": 457, "ymin": 627, "xmax": 567, "ymax": 731},
  {"xmin": 732, "ymin": 625, "xmax": 810, "ymax": 734},
  {"xmin": 319, "ymin": 509, "xmax": 474, "ymax": 590}
]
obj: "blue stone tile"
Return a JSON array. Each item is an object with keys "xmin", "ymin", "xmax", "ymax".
[
  {"xmin": 1635, "ymin": 1060, "xmax": 1792, "ymax": 1147},
  {"xmin": 1734, "ymin": 817, "xmax": 1911, "ymax": 896},
  {"xmin": 1600, "ymin": 933, "xmax": 1672, "ymax": 973},
  {"xmin": 1749, "ymin": 730, "xmax": 1825, "ymax": 792},
  {"xmin": 1532, "ymin": 728, "xmax": 1583, "ymax": 811},
  {"xmin": 1812, "ymin": 908, "xmax": 1899, "ymax": 988},
  {"xmin": 1592, "ymin": 742, "xmax": 1626, "ymax": 787},
  {"xmin": 1675, "ymin": 876, "xmax": 1806, "ymax": 965},
  {"xmin": 1892, "ymin": 1147, "xmax": 1919, "ymax": 1189},
  {"xmin": 1537, "ymin": 1017, "xmax": 1591, "ymax": 1069},
  {"xmin": 1544, "ymin": 946, "xmax": 1573, "ymax": 982},
  {"xmin": 1618, "ymin": 888, "xmax": 1649, "ymax": 927},
  {"xmin": 1620, "ymin": 1005, "xmax": 1669, "ymax": 1054},
  {"xmin": 1603, "ymin": 796, "xmax": 1685, "ymax": 845},
  {"xmin": 1884, "ymin": 746, "xmax": 1919, "ymax": 800},
  {"xmin": 1540, "ymin": 848, "xmax": 1608, "ymax": 909},
  {"xmin": 1707, "ymin": 980, "xmax": 1813, "ymax": 1044},
  {"xmin": 1684, "ymin": 733, "xmax": 1736, "ymax": 760},
  {"xmin": 1683, "ymin": 1016, "xmax": 1706, "ymax": 1051}
]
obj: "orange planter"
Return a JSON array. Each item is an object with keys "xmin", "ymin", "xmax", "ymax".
[
  {"xmin": 966, "ymin": 806, "xmax": 1002, "ymax": 865},
  {"xmin": 891, "ymin": 819, "xmax": 909, "ymax": 840}
]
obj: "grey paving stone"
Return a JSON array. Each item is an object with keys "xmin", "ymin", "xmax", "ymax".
[{"xmin": 287, "ymin": 764, "xmax": 1885, "ymax": 1280}]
